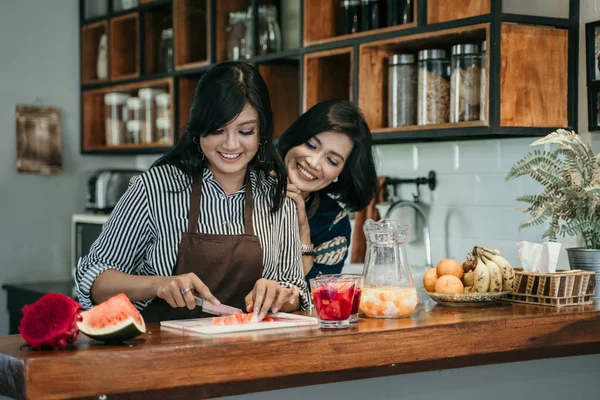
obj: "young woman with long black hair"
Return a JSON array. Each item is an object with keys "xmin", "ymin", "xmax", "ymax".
[{"xmin": 76, "ymin": 62, "xmax": 309, "ymax": 322}]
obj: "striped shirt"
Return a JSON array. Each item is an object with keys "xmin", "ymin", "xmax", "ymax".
[{"xmin": 76, "ymin": 165, "xmax": 310, "ymax": 312}]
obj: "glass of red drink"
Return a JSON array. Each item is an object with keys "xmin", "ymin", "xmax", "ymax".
[{"xmin": 309, "ymin": 276, "xmax": 356, "ymax": 329}]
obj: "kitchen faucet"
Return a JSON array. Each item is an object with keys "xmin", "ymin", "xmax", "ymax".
[{"xmin": 384, "ymin": 200, "xmax": 433, "ymax": 268}]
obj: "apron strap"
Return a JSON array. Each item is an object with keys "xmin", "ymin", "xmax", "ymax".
[
  {"xmin": 189, "ymin": 169, "xmax": 256, "ymax": 236},
  {"xmin": 188, "ymin": 173, "xmax": 203, "ymax": 234},
  {"xmin": 244, "ymin": 170, "xmax": 255, "ymax": 236}
]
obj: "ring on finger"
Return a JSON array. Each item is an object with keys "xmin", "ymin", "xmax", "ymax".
[{"xmin": 181, "ymin": 288, "xmax": 192, "ymax": 295}]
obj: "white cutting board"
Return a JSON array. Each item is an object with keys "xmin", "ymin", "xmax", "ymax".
[{"xmin": 160, "ymin": 312, "xmax": 318, "ymax": 335}]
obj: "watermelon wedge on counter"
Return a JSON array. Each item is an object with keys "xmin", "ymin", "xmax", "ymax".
[{"xmin": 77, "ymin": 293, "xmax": 146, "ymax": 343}]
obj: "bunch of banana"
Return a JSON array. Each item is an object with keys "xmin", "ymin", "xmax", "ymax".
[{"xmin": 461, "ymin": 247, "xmax": 515, "ymax": 293}]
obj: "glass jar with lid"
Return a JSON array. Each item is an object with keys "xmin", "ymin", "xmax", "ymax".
[
  {"xmin": 388, "ymin": 54, "xmax": 417, "ymax": 127},
  {"xmin": 159, "ymin": 28, "xmax": 174, "ymax": 73},
  {"xmin": 104, "ymin": 92, "xmax": 130, "ymax": 146},
  {"xmin": 417, "ymin": 49, "xmax": 450, "ymax": 125},
  {"xmin": 155, "ymin": 93, "xmax": 170, "ymax": 121},
  {"xmin": 226, "ymin": 11, "xmax": 250, "ymax": 60},
  {"xmin": 126, "ymin": 97, "xmax": 141, "ymax": 122},
  {"xmin": 258, "ymin": 5, "xmax": 282, "ymax": 55},
  {"xmin": 126, "ymin": 120, "xmax": 141, "ymax": 144},
  {"xmin": 156, "ymin": 117, "xmax": 171, "ymax": 143},
  {"xmin": 480, "ymin": 40, "xmax": 487, "ymax": 121},
  {"xmin": 138, "ymin": 88, "xmax": 166, "ymax": 144},
  {"xmin": 450, "ymin": 43, "xmax": 482, "ymax": 123},
  {"xmin": 361, "ymin": 0, "xmax": 386, "ymax": 32},
  {"xmin": 340, "ymin": 0, "xmax": 361, "ymax": 35}
]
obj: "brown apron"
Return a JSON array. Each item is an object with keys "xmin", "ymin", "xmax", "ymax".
[{"xmin": 141, "ymin": 171, "xmax": 264, "ymax": 323}]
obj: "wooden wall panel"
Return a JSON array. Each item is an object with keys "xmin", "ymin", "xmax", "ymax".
[
  {"xmin": 427, "ymin": 0, "xmax": 490, "ymax": 24},
  {"xmin": 304, "ymin": 48, "xmax": 353, "ymax": 111},
  {"xmin": 500, "ymin": 24, "xmax": 568, "ymax": 127},
  {"xmin": 304, "ymin": 0, "xmax": 337, "ymax": 44},
  {"xmin": 260, "ymin": 64, "xmax": 300, "ymax": 138}
]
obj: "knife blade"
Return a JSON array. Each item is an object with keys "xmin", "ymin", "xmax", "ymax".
[{"xmin": 194, "ymin": 296, "xmax": 243, "ymax": 316}]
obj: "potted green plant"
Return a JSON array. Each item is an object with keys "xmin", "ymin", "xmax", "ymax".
[{"xmin": 505, "ymin": 129, "xmax": 600, "ymax": 286}]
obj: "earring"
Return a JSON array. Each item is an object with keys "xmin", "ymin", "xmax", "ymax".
[
  {"xmin": 333, "ymin": 177, "xmax": 338, "ymax": 183},
  {"xmin": 192, "ymin": 136, "xmax": 205, "ymax": 161}
]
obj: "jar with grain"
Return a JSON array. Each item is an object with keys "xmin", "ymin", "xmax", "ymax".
[
  {"xmin": 155, "ymin": 93, "xmax": 170, "ymax": 120},
  {"xmin": 156, "ymin": 117, "xmax": 171, "ymax": 143},
  {"xmin": 104, "ymin": 92, "xmax": 130, "ymax": 146},
  {"xmin": 450, "ymin": 44, "xmax": 482, "ymax": 123},
  {"xmin": 138, "ymin": 88, "xmax": 167, "ymax": 144},
  {"xmin": 417, "ymin": 49, "xmax": 450, "ymax": 125},
  {"xmin": 126, "ymin": 97, "xmax": 141, "ymax": 122},
  {"xmin": 480, "ymin": 40, "xmax": 487, "ymax": 121},
  {"xmin": 388, "ymin": 54, "xmax": 417, "ymax": 127},
  {"xmin": 126, "ymin": 120, "xmax": 141, "ymax": 144}
]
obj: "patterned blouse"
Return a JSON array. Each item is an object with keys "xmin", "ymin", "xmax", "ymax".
[{"xmin": 304, "ymin": 192, "xmax": 352, "ymax": 286}]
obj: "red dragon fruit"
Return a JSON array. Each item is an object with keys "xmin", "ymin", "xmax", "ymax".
[{"xmin": 19, "ymin": 293, "xmax": 82, "ymax": 350}]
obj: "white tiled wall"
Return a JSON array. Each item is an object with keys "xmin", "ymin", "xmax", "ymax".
[{"xmin": 351, "ymin": 136, "xmax": 597, "ymax": 272}]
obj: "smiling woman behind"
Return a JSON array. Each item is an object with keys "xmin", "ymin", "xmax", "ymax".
[
  {"xmin": 76, "ymin": 62, "xmax": 309, "ymax": 323},
  {"xmin": 277, "ymin": 99, "xmax": 378, "ymax": 284}
]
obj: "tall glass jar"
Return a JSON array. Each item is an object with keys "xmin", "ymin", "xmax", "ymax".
[
  {"xmin": 340, "ymin": 0, "xmax": 361, "ymax": 35},
  {"xmin": 226, "ymin": 11, "xmax": 250, "ymax": 60},
  {"xmin": 360, "ymin": 219, "xmax": 417, "ymax": 319},
  {"xmin": 388, "ymin": 0, "xmax": 413, "ymax": 26},
  {"xmin": 104, "ymin": 92, "xmax": 130, "ymax": 146},
  {"xmin": 417, "ymin": 49, "xmax": 450, "ymax": 125},
  {"xmin": 450, "ymin": 44, "xmax": 482, "ymax": 123},
  {"xmin": 159, "ymin": 28, "xmax": 174, "ymax": 73},
  {"xmin": 388, "ymin": 54, "xmax": 417, "ymax": 127},
  {"xmin": 258, "ymin": 5, "xmax": 282, "ymax": 55},
  {"xmin": 137, "ymin": 88, "xmax": 166, "ymax": 144},
  {"xmin": 361, "ymin": 0, "xmax": 386, "ymax": 32},
  {"xmin": 480, "ymin": 40, "xmax": 487, "ymax": 121}
]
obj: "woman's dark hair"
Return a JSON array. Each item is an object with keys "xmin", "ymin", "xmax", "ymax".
[
  {"xmin": 277, "ymin": 99, "xmax": 377, "ymax": 212},
  {"xmin": 153, "ymin": 61, "xmax": 286, "ymax": 211}
]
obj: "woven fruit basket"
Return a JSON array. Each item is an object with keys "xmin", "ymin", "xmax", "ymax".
[{"xmin": 503, "ymin": 268, "xmax": 596, "ymax": 307}]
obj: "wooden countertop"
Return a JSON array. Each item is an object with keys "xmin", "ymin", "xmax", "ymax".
[{"xmin": 1, "ymin": 301, "xmax": 599, "ymax": 400}]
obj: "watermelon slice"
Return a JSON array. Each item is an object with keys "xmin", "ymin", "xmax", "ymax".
[
  {"xmin": 77, "ymin": 293, "xmax": 146, "ymax": 343},
  {"xmin": 210, "ymin": 312, "xmax": 278, "ymax": 325}
]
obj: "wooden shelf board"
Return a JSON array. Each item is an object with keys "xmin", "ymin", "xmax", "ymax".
[
  {"xmin": 175, "ymin": 60, "xmax": 211, "ymax": 71},
  {"xmin": 305, "ymin": 22, "xmax": 418, "ymax": 47},
  {"xmin": 372, "ymin": 121, "xmax": 488, "ymax": 134},
  {"xmin": 85, "ymin": 142, "xmax": 174, "ymax": 151}
]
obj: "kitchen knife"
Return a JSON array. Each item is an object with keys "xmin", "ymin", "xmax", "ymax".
[{"xmin": 194, "ymin": 296, "xmax": 243, "ymax": 316}]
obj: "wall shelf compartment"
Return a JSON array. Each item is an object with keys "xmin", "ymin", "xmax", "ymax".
[
  {"xmin": 82, "ymin": 77, "xmax": 173, "ymax": 153},
  {"xmin": 81, "ymin": 20, "xmax": 109, "ymax": 84},
  {"xmin": 142, "ymin": 2, "xmax": 173, "ymax": 76},
  {"xmin": 174, "ymin": 0, "xmax": 210, "ymax": 70},
  {"xmin": 110, "ymin": 13, "xmax": 140, "ymax": 81},
  {"xmin": 304, "ymin": 47, "xmax": 353, "ymax": 112}
]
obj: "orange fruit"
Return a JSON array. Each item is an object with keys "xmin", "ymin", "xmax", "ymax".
[
  {"xmin": 422, "ymin": 268, "xmax": 438, "ymax": 292},
  {"xmin": 436, "ymin": 258, "xmax": 463, "ymax": 279},
  {"xmin": 435, "ymin": 275, "xmax": 464, "ymax": 294}
]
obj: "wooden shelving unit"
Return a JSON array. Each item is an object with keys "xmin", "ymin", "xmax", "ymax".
[{"xmin": 78, "ymin": 0, "xmax": 579, "ymax": 154}]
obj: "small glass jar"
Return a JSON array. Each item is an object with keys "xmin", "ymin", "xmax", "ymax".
[
  {"xmin": 341, "ymin": 0, "xmax": 361, "ymax": 35},
  {"xmin": 159, "ymin": 28, "xmax": 174, "ymax": 73},
  {"xmin": 156, "ymin": 117, "xmax": 171, "ymax": 143},
  {"xmin": 126, "ymin": 97, "xmax": 141, "ymax": 122},
  {"xmin": 138, "ymin": 88, "xmax": 166, "ymax": 144},
  {"xmin": 104, "ymin": 92, "xmax": 130, "ymax": 146},
  {"xmin": 126, "ymin": 120, "xmax": 141, "ymax": 144},
  {"xmin": 388, "ymin": 0, "xmax": 413, "ymax": 26},
  {"xmin": 450, "ymin": 43, "xmax": 482, "ymax": 123},
  {"xmin": 417, "ymin": 49, "xmax": 450, "ymax": 125},
  {"xmin": 361, "ymin": 0, "xmax": 386, "ymax": 32},
  {"xmin": 155, "ymin": 93, "xmax": 170, "ymax": 120},
  {"xmin": 480, "ymin": 40, "xmax": 487, "ymax": 121},
  {"xmin": 226, "ymin": 11, "xmax": 250, "ymax": 60},
  {"xmin": 258, "ymin": 5, "xmax": 282, "ymax": 55},
  {"xmin": 388, "ymin": 54, "xmax": 417, "ymax": 127}
]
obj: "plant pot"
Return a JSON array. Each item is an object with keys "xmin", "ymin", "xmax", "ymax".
[{"xmin": 566, "ymin": 247, "xmax": 600, "ymax": 299}]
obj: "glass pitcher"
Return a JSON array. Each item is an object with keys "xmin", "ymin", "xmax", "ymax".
[{"xmin": 360, "ymin": 219, "xmax": 418, "ymax": 318}]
